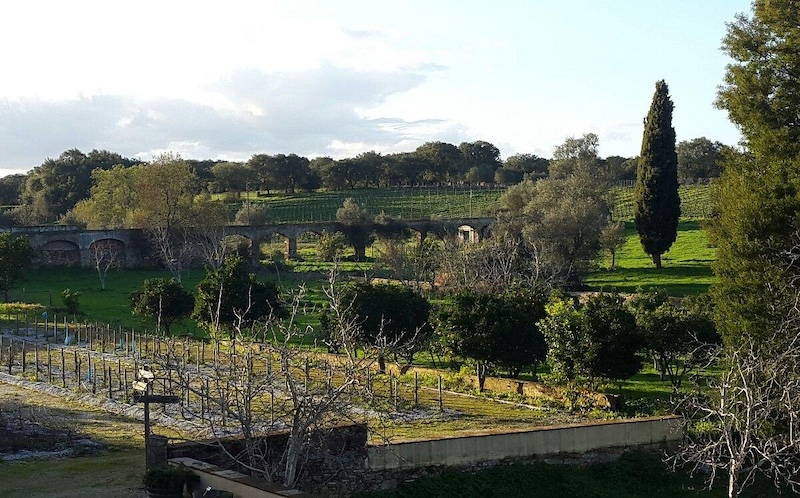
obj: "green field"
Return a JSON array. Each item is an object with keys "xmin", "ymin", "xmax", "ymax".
[
  {"xmin": 586, "ymin": 221, "xmax": 715, "ymax": 296},
  {"xmin": 231, "ymin": 183, "xmax": 712, "ymax": 223}
]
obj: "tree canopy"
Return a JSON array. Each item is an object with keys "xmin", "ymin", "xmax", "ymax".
[
  {"xmin": 17, "ymin": 149, "xmax": 139, "ymax": 224},
  {"xmin": 676, "ymin": 137, "xmax": 730, "ymax": 179},
  {"xmin": 0, "ymin": 233, "xmax": 33, "ymax": 301},
  {"xmin": 435, "ymin": 289, "xmax": 548, "ymax": 388},
  {"xmin": 634, "ymin": 80, "xmax": 681, "ymax": 269},
  {"xmin": 711, "ymin": 0, "xmax": 800, "ymax": 344},
  {"xmin": 498, "ymin": 173, "xmax": 610, "ymax": 286},
  {"xmin": 131, "ymin": 278, "xmax": 195, "ymax": 335},
  {"xmin": 193, "ymin": 256, "xmax": 282, "ymax": 337}
]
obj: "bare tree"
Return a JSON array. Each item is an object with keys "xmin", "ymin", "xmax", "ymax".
[
  {"xmin": 90, "ymin": 240, "xmax": 121, "ymax": 290},
  {"xmin": 149, "ymin": 266, "xmax": 404, "ymax": 489},
  {"xmin": 670, "ymin": 277, "xmax": 800, "ymax": 497},
  {"xmin": 432, "ymin": 234, "xmax": 565, "ymax": 294},
  {"xmin": 148, "ymin": 225, "xmax": 196, "ymax": 282}
]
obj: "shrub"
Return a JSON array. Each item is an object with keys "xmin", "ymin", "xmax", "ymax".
[
  {"xmin": 317, "ymin": 231, "xmax": 347, "ymax": 261},
  {"xmin": 61, "ymin": 289, "xmax": 81, "ymax": 315},
  {"xmin": 234, "ymin": 202, "xmax": 272, "ymax": 225}
]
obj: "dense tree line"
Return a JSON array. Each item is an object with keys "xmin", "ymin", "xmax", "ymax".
[{"xmin": 0, "ymin": 134, "xmax": 732, "ymax": 226}]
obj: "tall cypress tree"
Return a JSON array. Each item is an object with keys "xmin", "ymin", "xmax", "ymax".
[{"xmin": 634, "ymin": 80, "xmax": 680, "ymax": 269}]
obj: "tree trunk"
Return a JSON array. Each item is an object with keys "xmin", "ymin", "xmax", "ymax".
[
  {"xmin": 728, "ymin": 464, "xmax": 737, "ymax": 498},
  {"xmin": 378, "ymin": 354, "xmax": 386, "ymax": 373},
  {"xmin": 653, "ymin": 252, "xmax": 662, "ymax": 269},
  {"xmin": 610, "ymin": 251, "xmax": 616, "ymax": 270},
  {"xmin": 354, "ymin": 244, "xmax": 366, "ymax": 262},
  {"xmin": 477, "ymin": 362, "xmax": 486, "ymax": 392}
]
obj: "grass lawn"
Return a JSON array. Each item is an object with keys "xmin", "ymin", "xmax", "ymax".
[
  {"xmin": 356, "ymin": 450, "xmax": 778, "ymax": 498},
  {"xmin": 0, "ymin": 383, "xmax": 150, "ymax": 497},
  {"xmin": 586, "ymin": 221, "xmax": 715, "ymax": 296},
  {"xmin": 8, "ymin": 266, "xmax": 208, "ymax": 336}
]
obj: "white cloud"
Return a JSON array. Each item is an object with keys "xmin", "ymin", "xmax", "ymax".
[{"xmin": 0, "ymin": 64, "xmax": 447, "ymax": 168}]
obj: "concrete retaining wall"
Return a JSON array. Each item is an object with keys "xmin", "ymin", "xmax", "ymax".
[
  {"xmin": 367, "ymin": 416, "xmax": 681, "ymax": 471},
  {"xmin": 170, "ymin": 457, "xmax": 313, "ymax": 497}
]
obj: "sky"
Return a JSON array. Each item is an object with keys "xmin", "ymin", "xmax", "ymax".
[{"xmin": 0, "ymin": 0, "xmax": 752, "ymax": 176}]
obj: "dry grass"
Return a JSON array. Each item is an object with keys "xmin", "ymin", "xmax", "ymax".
[{"xmin": 0, "ymin": 382, "xmax": 155, "ymax": 497}]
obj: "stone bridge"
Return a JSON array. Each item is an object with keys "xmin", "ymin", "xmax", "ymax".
[{"xmin": 1, "ymin": 218, "xmax": 495, "ymax": 267}]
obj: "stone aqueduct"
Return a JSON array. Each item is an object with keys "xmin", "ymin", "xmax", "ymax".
[{"xmin": 1, "ymin": 218, "xmax": 495, "ymax": 268}]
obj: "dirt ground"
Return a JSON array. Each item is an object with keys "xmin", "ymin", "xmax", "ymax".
[{"xmin": 0, "ymin": 381, "xmax": 148, "ymax": 497}]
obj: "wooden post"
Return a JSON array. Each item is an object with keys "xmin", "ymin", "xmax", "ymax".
[
  {"xmin": 61, "ymin": 349, "xmax": 66, "ymax": 388},
  {"xmin": 33, "ymin": 345, "xmax": 39, "ymax": 380},
  {"xmin": 74, "ymin": 351, "xmax": 79, "ymax": 388},
  {"xmin": 48, "ymin": 345, "xmax": 52, "ymax": 383},
  {"xmin": 108, "ymin": 367, "xmax": 113, "ymax": 399},
  {"xmin": 438, "ymin": 375, "xmax": 443, "ymax": 412},
  {"xmin": 414, "ymin": 372, "xmax": 419, "ymax": 408},
  {"xmin": 21, "ymin": 342, "xmax": 26, "ymax": 374},
  {"xmin": 72, "ymin": 349, "xmax": 81, "ymax": 387}
]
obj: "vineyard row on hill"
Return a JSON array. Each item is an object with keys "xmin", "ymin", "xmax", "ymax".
[{"xmin": 240, "ymin": 185, "xmax": 712, "ymax": 223}]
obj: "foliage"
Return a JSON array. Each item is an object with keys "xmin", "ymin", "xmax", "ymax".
[
  {"xmin": 414, "ymin": 141, "xmax": 465, "ymax": 183},
  {"xmin": 538, "ymin": 294, "xmax": 589, "ymax": 383},
  {"xmin": 503, "ymin": 153, "xmax": 549, "ymax": 179},
  {"xmin": 717, "ymin": 0, "xmax": 800, "ymax": 159},
  {"xmin": 0, "ymin": 233, "xmax": 33, "ymax": 302},
  {"xmin": 548, "ymin": 133, "xmax": 608, "ymax": 181},
  {"xmin": 677, "ymin": 137, "xmax": 730, "ymax": 179},
  {"xmin": 192, "ymin": 256, "xmax": 282, "ymax": 336},
  {"xmin": 325, "ymin": 282, "xmax": 431, "ymax": 367},
  {"xmin": 248, "ymin": 153, "xmax": 318, "ymax": 193},
  {"xmin": 582, "ymin": 293, "xmax": 642, "ymax": 385},
  {"xmin": 17, "ymin": 149, "xmax": 138, "ymax": 224},
  {"xmin": 316, "ymin": 230, "xmax": 348, "ymax": 262},
  {"xmin": 61, "ymin": 289, "xmax": 81, "ymax": 316},
  {"xmin": 234, "ymin": 201, "xmax": 272, "ymax": 225},
  {"xmin": 335, "ymin": 198, "xmax": 374, "ymax": 261},
  {"xmin": 498, "ymin": 173, "xmax": 610, "ymax": 286},
  {"xmin": 599, "ymin": 220, "xmax": 626, "ymax": 269},
  {"xmin": 435, "ymin": 289, "xmax": 548, "ymax": 387},
  {"xmin": 628, "ymin": 288, "xmax": 717, "ymax": 390},
  {"xmin": 131, "ymin": 278, "xmax": 194, "ymax": 335},
  {"xmin": 74, "ymin": 153, "xmax": 229, "ymax": 281},
  {"xmin": 710, "ymin": 0, "xmax": 800, "ymax": 346},
  {"xmin": 143, "ymin": 466, "xmax": 199, "ymax": 492},
  {"xmin": 0, "ymin": 174, "xmax": 25, "ymax": 206},
  {"xmin": 634, "ymin": 80, "xmax": 681, "ymax": 269},
  {"xmin": 210, "ymin": 161, "xmax": 256, "ymax": 196}
]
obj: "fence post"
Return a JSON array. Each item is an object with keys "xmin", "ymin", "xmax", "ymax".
[
  {"xmin": 74, "ymin": 351, "xmax": 79, "ymax": 389},
  {"xmin": 61, "ymin": 349, "xmax": 66, "ymax": 388},
  {"xmin": 438, "ymin": 375, "xmax": 443, "ymax": 412},
  {"xmin": 47, "ymin": 345, "xmax": 52, "ymax": 383},
  {"xmin": 21, "ymin": 342, "xmax": 26, "ymax": 374},
  {"xmin": 414, "ymin": 372, "xmax": 419, "ymax": 408}
]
